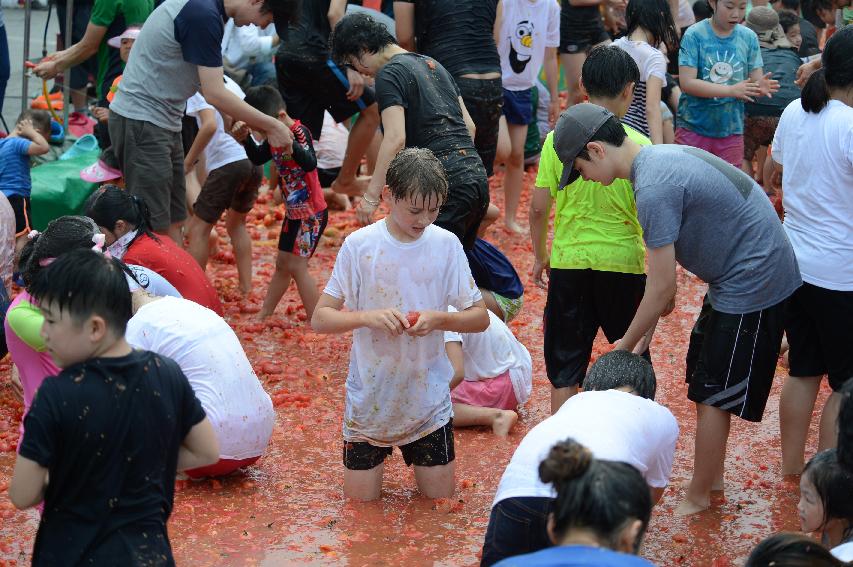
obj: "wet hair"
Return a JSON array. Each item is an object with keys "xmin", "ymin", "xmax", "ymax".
[
  {"xmin": 778, "ymin": 10, "xmax": 801, "ymax": 32},
  {"xmin": 385, "ymin": 148, "xmax": 448, "ymax": 205},
  {"xmin": 244, "ymin": 85, "xmax": 286, "ymax": 117},
  {"xmin": 839, "ymin": 379, "xmax": 853, "ymax": 473},
  {"xmin": 625, "ymin": 0, "xmax": 680, "ymax": 55},
  {"xmin": 803, "ymin": 449, "xmax": 853, "ymax": 540},
  {"xmin": 30, "ymin": 249, "xmax": 133, "ymax": 335},
  {"xmin": 16, "ymin": 109, "xmax": 51, "ymax": 135},
  {"xmin": 18, "ymin": 216, "xmax": 101, "ymax": 289},
  {"xmin": 575, "ymin": 115, "xmax": 628, "ymax": 161},
  {"xmin": 693, "ymin": 0, "xmax": 714, "ymax": 20},
  {"xmin": 259, "ymin": 0, "xmax": 301, "ymax": 26},
  {"xmin": 582, "ymin": 45, "xmax": 641, "ymax": 100},
  {"xmin": 585, "ymin": 351, "xmax": 657, "ymax": 400},
  {"xmin": 84, "ymin": 184, "xmax": 158, "ymax": 244},
  {"xmin": 802, "ymin": 0, "xmax": 835, "ymax": 27},
  {"xmin": 802, "ymin": 25, "xmax": 853, "ymax": 113},
  {"xmin": 329, "ymin": 11, "xmax": 397, "ymax": 66},
  {"xmin": 779, "ymin": 0, "xmax": 800, "ymax": 11},
  {"xmin": 539, "ymin": 438, "xmax": 652, "ymax": 552},
  {"xmin": 745, "ymin": 533, "xmax": 848, "ymax": 567}
]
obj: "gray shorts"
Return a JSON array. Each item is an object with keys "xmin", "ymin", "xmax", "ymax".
[{"xmin": 108, "ymin": 112, "xmax": 187, "ymax": 231}]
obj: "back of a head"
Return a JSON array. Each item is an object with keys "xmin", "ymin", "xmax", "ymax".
[
  {"xmin": 385, "ymin": 148, "xmax": 448, "ymax": 205},
  {"xmin": 244, "ymin": 85, "xmax": 286, "ymax": 118},
  {"xmin": 839, "ymin": 379, "xmax": 853, "ymax": 473},
  {"xmin": 259, "ymin": 0, "xmax": 301, "ymax": 27},
  {"xmin": 29, "ymin": 248, "xmax": 133, "ymax": 337},
  {"xmin": 625, "ymin": 0, "xmax": 680, "ymax": 54},
  {"xmin": 779, "ymin": 0, "xmax": 801, "ymax": 12},
  {"xmin": 582, "ymin": 45, "xmax": 641, "ymax": 100},
  {"xmin": 802, "ymin": 25, "xmax": 852, "ymax": 112},
  {"xmin": 585, "ymin": 351, "xmax": 657, "ymax": 400},
  {"xmin": 18, "ymin": 216, "xmax": 100, "ymax": 289},
  {"xmin": 16, "ymin": 109, "xmax": 51, "ymax": 135},
  {"xmin": 84, "ymin": 184, "xmax": 151, "ymax": 237},
  {"xmin": 329, "ymin": 11, "xmax": 397, "ymax": 65},
  {"xmin": 539, "ymin": 438, "xmax": 652, "ymax": 553},
  {"xmin": 803, "ymin": 448, "xmax": 853, "ymax": 528},
  {"xmin": 692, "ymin": 0, "xmax": 713, "ymax": 20},
  {"xmin": 746, "ymin": 533, "xmax": 847, "ymax": 567},
  {"xmin": 777, "ymin": 10, "xmax": 801, "ymax": 32}
]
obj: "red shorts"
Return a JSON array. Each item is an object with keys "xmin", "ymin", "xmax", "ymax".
[
  {"xmin": 450, "ymin": 370, "xmax": 518, "ymax": 411},
  {"xmin": 675, "ymin": 128, "xmax": 745, "ymax": 168},
  {"xmin": 184, "ymin": 455, "xmax": 261, "ymax": 479}
]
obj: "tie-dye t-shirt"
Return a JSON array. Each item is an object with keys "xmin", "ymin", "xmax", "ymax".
[{"xmin": 677, "ymin": 20, "xmax": 763, "ymax": 138}]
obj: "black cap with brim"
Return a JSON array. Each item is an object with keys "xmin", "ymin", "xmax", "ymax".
[{"xmin": 553, "ymin": 103, "xmax": 615, "ymax": 189}]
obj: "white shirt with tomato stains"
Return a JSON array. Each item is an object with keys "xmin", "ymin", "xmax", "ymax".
[{"xmin": 324, "ymin": 220, "xmax": 482, "ymax": 447}]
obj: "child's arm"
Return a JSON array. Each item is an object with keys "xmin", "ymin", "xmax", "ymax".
[
  {"xmin": 177, "ymin": 417, "xmax": 220, "ymax": 471},
  {"xmin": 9, "ymin": 455, "xmax": 48, "ymax": 509},
  {"xmin": 291, "ymin": 124, "xmax": 318, "ymax": 172},
  {"xmin": 748, "ymin": 68, "xmax": 780, "ymax": 98},
  {"xmin": 18, "ymin": 119, "xmax": 50, "ymax": 156},
  {"xmin": 645, "ymin": 76, "xmax": 664, "ymax": 145},
  {"xmin": 529, "ymin": 187, "xmax": 553, "ymax": 290},
  {"xmin": 184, "ymin": 108, "xmax": 217, "ymax": 174},
  {"xmin": 312, "ymin": 293, "xmax": 412, "ymax": 335},
  {"xmin": 493, "ymin": 0, "xmax": 503, "ymax": 46},
  {"xmin": 358, "ymin": 106, "xmax": 406, "ymax": 224},
  {"xmin": 679, "ymin": 66, "xmax": 763, "ymax": 101},
  {"xmin": 616, "ymin": 244, "xmax": 676, "ymax": 353},
  {"xmin": 407, "ymin": 300, "xmax": 489, "ymax": 337},
  {"xmin": 394, "ymin": 1, "xmax": 416, "ymax": 51},
  {"xmin": 445, "ymin": 340, "xmax": 465, "ymax": 390},
  {"xmin": 544, "ymin": 47, "xmax": 560, "ymax": 128}
]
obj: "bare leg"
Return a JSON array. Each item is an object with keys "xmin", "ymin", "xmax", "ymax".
[
  {"xmin": 494, "ymin": 116, "xmax": 511, "ymax": 167},
  {"xmin": 323, "ymin": 188, "xmax": 352, "ymax": 210},
  {"xmin": 818, "ymin": 392, "xmax": 843, "ymax": 452},
  {"xmin": 224, "ymin": 210, "xmax": 252, "ymax": 295},
  {"xmin": 290, "ymin": 257, "xmax": 320, "ymax": 320},
  {"xmin": 780, "ymin": 375, "xmax": 821, "ymax": 474},
  {"xmin": 560, "ymin": 52, "xmax": 587, "ymax": 107},
  {"xmin": 662, "ymin": 117, "xmax": 675, "ymax": 144},
  {"xmin": 551, "ymin": 385, "xmax": 578, "ymax": 415},
  {"xmin": 754, "ymin": 146, "xmax": 768, "ymax": 185},
  {"xmin": 185, "ymin": 216, "xmax": 214, "ymax": 269},
  {"xmin": 414, "ymin": 461, "xmax": 456, "ymax": 499},
  {"xmin": 344, "ymin": 462, "xmax": 384, "ymax": 501},
  {"xmin": 332, "ymin": 104, "xmax": 380, "ymax": 196},
  {"xmin": 452, "ymin": 403, "xmax": 518, "ymax": 436},
  {"xmin": 477, "ymin": 204, "xmax": 500, "ymax": 238},
  {"xmin": 365, "ymin": 129, "xmax": 382, "ymax": 176},
  {"xmin": 677, "ymin": 403, "xmax": 731, "ymax": 516},
  {"xmin": 167, "ymin": 222, "xmax": 186, "ymax": 247},
  {"xmin": 503, "ymin": 123, "xmax": 528, "ymax": 233},
  {"xmin": 259, "ymin": 251, "xmax": 295, "ymax": 318},
  {"xmin": 480, "ymin": 290, "xmax": 505, "ymax": 322}
]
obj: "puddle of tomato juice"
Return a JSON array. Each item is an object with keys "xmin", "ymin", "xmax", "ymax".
[{"xmin": 0, "ymin": 173, "xmax": 829, "ymax": 566}]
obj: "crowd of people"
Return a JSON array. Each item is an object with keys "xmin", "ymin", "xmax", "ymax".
[{"xmin": 0, "ymin": 0, "xmax": 851, "ymax": 564}]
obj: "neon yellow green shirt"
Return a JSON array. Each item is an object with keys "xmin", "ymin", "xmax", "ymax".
[{"xmin": 534, "ymin": 125, "xmax": 649, "ymax": 274}]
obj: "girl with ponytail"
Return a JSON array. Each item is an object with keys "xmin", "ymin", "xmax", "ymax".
[
  {"xmin": 85, "ymin": 185, "xmax": 224, "ymax": 315},
  {"xmin": 770, "ymin": 25, "xmax": 853, "ymax": 476}
]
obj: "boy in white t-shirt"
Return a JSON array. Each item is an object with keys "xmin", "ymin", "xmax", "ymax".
[
  {"xmin": 497, "ymin": 0, "xmax": 561, "ymax": 233},
  {"xmin": 445, "ymin": 307, "xmax": 532, "ymax": 436},
  {"xmin": 184, "ymin": 76, "xmax": 263, "ymax": 295},
  {"xmin": 312, "ymin": 148, "xmax": 490, "ymax": 501},
  {"xmin": 126, "ymin": 291, "xmax": 275, "ymax": 478}
]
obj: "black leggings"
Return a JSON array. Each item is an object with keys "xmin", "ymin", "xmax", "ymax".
[{"xmin": 481, "ymin": 497, "xmax": 553, "ymax": 566}]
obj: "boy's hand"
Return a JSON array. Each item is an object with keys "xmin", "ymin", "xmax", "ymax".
[
  {"xmin": 16, "ymin": 118, "xmax": 36, "ymax": 136},
  {"xmin": 728, "ymin": 79, "xmax": 762, "ymax": 102},
  {"xmin": 756, "ymin": 72, "xmax": 780, "ymax": 97},
  {"xmin": 355, "ymin": 198, "xmax": 379, "ymax": 226},
  {"xmin": 345, "ymin": 67, "xmax": 365, "ymax": 101},
  {"xmin": 548, "ymin": 98, "xmax": 561, "ymax": 129},
  {"xmin": 361, "ymin": 308, "xmax": 409, "ymax": 335},
  {"xmin": 532, "ymin": 257, "xmax": 550, "ymax": 289},
  {"xmin": 267, "ymin": 121, "xmax": 294, "ymax": 149},
  {"xmin": 231, "ymin": 121, "xmax": 250, "ymax": 143},
  {"xmin": 405, "ymin": 310, "xmax": 445, "ymax": 337},
  {"xmin": 91, "ymin": 106, "xmax": 110, "ymax": 123}
]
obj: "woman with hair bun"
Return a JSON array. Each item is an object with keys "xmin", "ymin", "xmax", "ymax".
[
  {"xmin": 493, "ymin": 438, "xmax": 655, "ymax": 566},
  {"xmin": 770, "ymin": 25, "xmax": 853, "ymax": 476}
]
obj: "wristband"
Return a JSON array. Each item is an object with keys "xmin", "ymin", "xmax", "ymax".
[{"xmin": 362, "ymin": 195, "xmax": 380, "ymax": 206}]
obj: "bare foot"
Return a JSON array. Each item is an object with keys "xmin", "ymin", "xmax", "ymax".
[
  {"xmin": 208, "ymin": 230, "xmax": 220, "ymax": 257},
  {"xmin": 332, "ymin": 175, "xmax": 370, "ymax": 197},
  {"xmin": 504, "ymin": 220, "xmax": 525, "ymax": 234},
  {"xmin": 679, "ymin": 478, "xmax": 724, "ymax": 492},
  {"xmin": 491, "ymin": 410, "xmax": 518, "ymax": 436},
  {"xmin": 329, "ymin": 192, "xmax": 352, "ymax": 210},
  {"xmin": 674, "ymin": 496, "xmax": 710, "ymax": 516}
]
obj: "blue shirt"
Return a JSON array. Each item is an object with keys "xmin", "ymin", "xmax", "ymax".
[
  {"xmin": 677, "ymin": 20, "xmax": 763, "ymax": 138},
  {"xmin": 0, "ymin": 138, "xmax": 33, "ymax": 198},
  {"xmin": 494, "ymin": 546, "xmax": 657, "ymax": 566}
]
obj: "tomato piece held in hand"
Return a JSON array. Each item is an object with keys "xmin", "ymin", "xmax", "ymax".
[{"xmin": 406, "ymin": 311, "xmax": 420, "ymax": 327}]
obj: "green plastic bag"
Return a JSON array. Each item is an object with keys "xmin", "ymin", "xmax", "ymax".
[{"xmin": 30, "ymin": 150, "xmax": 100, "ymax": 230}]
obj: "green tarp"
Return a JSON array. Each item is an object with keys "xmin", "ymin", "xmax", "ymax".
[{"xmin": 29, "ymin": 150, "xmax": 100, "ymax": 231}]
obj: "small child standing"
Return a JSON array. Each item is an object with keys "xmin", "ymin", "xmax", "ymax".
[
  {"xmin": 0, "ymin": 110, "xmax": 50, "ymax": 252},
  {"xmin": 9, "ymin": 249, "xmax": 219, "ymax": 564},
  {"xmin": 677, "ymin": 0, "xmax": 779, "ymax": 166},
  {"xmin": 237, "ymin": 85, "xmax": 328, "ymax": 320},
  {"xmin": 184, "ymin": 76, "xmax": 262, "ymax": 295},
  {"xmin": 445, "ymin": 306, "xmax": 532, "ymax": 436},
  {"xmin": 497, "ymin": 0, "xmax": 561, "ymax": 233},
  {"xmin": 311, "ymin": 148, "xmax": 489, "ymax": 501}
]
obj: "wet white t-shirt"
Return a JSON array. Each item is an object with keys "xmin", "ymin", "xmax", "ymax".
[
  {"xmin": 445, "ymin": 308, "xmax": 533, "ymax": 405},
  {"xmin": 493, "ymin": 390, "xmax": 679, "ymax": 506},
  {"xmin": 126, "ymin": 297, "xmax": 274, "ymax": 459},
  {"xmin": 185, "ymin": 76, "xmax": 249, "ymax": 173},
  {"xmin": 324, "ymin": 220, "xmax": 482, "ymax": 446}
]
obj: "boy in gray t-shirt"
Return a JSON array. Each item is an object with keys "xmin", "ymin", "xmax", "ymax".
[{"xmin": 552, "ymin": 103, "xmax": 802, "ymax": 517}]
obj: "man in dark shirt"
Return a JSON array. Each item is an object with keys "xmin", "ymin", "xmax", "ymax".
[
  {"xmin": 330, "ymin": 11, "xmax": 489, "ymax": 250},
  {"xmin": 275, "ymin": 0, "xmax": 381, "ymax": 197},
  {"xmin": 772, "ymin": 0, "xmax": 821, "ymax": 56},
  {"xmin": 393, "ymin": 0, "xmax": 503, "ymax": 176}
]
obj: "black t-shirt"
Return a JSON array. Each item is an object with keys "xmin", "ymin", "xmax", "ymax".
[
  {"xmin": 396, "ymin": 0, "xmax": 500, "ymax": 76},
  {"xmin": 561, "ymin": 0, "xmax": 603, "ymax": 33},
  {"xmin": 375, "ymin": 53, "xmax": 485, "ymax": 184},
  {"xmin": 277, "ymin": 0, "xmax": 332, "ymax": 64},
  {"xmin": 797, "ymin": 17, "xmax": 820, "ymax": 58},
  {"xmin": 19, "ymin": 350, "xmax": 206, "ymax": 566}
]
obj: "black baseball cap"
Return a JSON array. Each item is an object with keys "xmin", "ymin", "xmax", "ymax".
[{"xmin": 554, "ymin": 103, "xmax": 615, "ymax": 189}]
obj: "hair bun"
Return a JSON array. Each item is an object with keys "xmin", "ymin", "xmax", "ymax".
[{"xmin": 539, "ymin": 438, "xmax": 594, "ymax": 486}]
